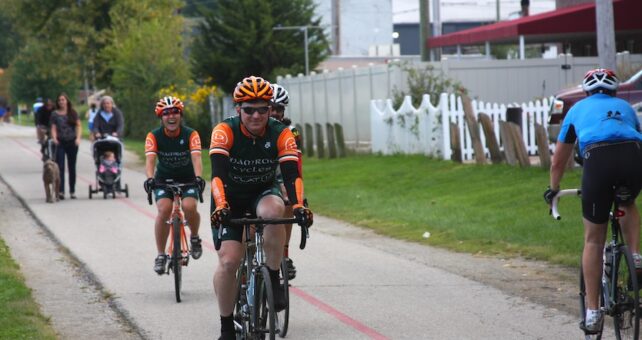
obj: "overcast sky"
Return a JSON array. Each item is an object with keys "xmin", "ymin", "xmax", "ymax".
[{"xmin": 392, "ymin": 0, "xmax": 556, "ymax": 23}]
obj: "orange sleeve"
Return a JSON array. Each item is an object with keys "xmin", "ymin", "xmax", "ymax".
[
  {"xmin": 276, "ymin": 128, "xmax": 299, "ymax": 163},
  {"xmin": 144, "ymin": 133, "xmax": 157, "ymax": 155},
  {"xmin": 189, "ymin": 130, "xmax": 202, "ymax": 154},
  {"xmin": 209, "ymin": 123, "xmax": 234, "ymax": 157}
]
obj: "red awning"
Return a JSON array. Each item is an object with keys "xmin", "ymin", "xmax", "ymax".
[{"xmin": 427, "ymin": 0, "xmax": 642, "ymax": 48}]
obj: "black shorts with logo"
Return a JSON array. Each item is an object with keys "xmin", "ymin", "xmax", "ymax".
[
  {"xmin": 581, "ymin": 141, "xmax": 642, "ymax": 223},
  {"xmin": 211, "ymin": 185, "xmax": 283, "ymax": 244}
]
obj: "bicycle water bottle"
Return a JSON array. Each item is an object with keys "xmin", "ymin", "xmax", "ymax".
[
  {"xmin": 247, "ymin": 274, "xmax": 255, "ymax": 307},
  {"xmin": 604, "ymin": 245, "xmax": 612, "ymax": 278}
]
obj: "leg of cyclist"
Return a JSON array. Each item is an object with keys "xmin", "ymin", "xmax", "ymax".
[
  {"xmin": 620, "ymin": 203, "xmax": 641, "ymax": 254},
  {"xmin": 182, "ymin": 196, "xmax": 202, "ymax": 259},
  {"xmin": 154, "ymin": 198, "xmax": 172, "ymax": 274},
  {"xmin": 582, "ymin": 218, "xmax": 608, "ymax": 331},
  {"xmin": 214, "ymin": 240, "xmax": 243, "ymax": 340},
  {"xmin": 257, "ymin": 194, "xmax": 287, "ymax": 311}
]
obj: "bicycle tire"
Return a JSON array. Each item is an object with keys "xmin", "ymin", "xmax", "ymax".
[
  {"xmin": 613, "ymin": 245, "xmax": 640, "ymax": 340},
  {"xmin": 234, "ymin": 261, "xmax": 249, "ymax": 339},
  {"xmin": 172, "ymin": 216, "xmax": 182, "ymax": 303},
  {"xmin": 257, "ymin": 266, "xmax": 276, "ymax": 340},
  {"xmin": 277, "ymin": 258, "xmax": 289, "ymax": 338},
  {"xmin": 579, "ymin": 262, "xmax": 604, "ymax": 340}
]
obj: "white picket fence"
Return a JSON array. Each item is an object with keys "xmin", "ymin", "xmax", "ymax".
[{"xmin": 371, "ymin": 93, "xmax": 554, "ymax": 161}]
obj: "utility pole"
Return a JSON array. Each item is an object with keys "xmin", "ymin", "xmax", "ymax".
[
  {"xmin": 595, "ymin": 0, "xmax": 616, "ymax": 70},
  {"xmin": 332, "ymin": 0, "xmax": 341, "ymax": 55},
  {"xmin": 496, "ymin": 0, "xmax": 500, "ymax": 21},
  {"xmin": 419, "ymin": 0, "xmax": 431, "ymax": 61}
]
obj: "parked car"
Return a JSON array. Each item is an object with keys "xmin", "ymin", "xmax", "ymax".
[{"xmin": 547, "ymin": 69, "xmax": 642, "ymax": 142}]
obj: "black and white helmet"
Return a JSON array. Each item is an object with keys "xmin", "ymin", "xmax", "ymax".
[{"xmin": 270, "ymin": 84, "xmax": 289, "ymax": 107}]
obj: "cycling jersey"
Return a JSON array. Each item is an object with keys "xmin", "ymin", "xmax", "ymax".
[
  {"xmin": 209, "ymin": 115, "xmax": 303, "ymax": 204},
  {"xmin": 558, "ymin": 93, "xmax": 642, "ymax": 154},
  {"xmin": 145, "ymin": 126, "xmax": 201, "ymax": 181}
]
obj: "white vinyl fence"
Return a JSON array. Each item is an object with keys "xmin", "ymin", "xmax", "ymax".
[{"xmin": 371, "ymin": 93, "xmax": 553, "ymax": 161}]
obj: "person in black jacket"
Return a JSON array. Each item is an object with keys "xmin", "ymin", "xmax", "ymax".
[{"xmin": 92, "ymin": 96, "xmax": 124, "ymax": 139}]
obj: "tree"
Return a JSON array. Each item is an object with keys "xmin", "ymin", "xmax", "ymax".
[
  {"xmin": 107, "ymin": 1, "xmax": 190, "ymax": 138},
  {"xmin": 0, "ymin": 2, "xmax": 22, "ymax": 69},
  {"xmin": 190, "ymin": 0, "xmax": 329, "ymax": 92},
  {"xmin": 9, "ymin": 40, "xmax": 81, "ymax": 103}
]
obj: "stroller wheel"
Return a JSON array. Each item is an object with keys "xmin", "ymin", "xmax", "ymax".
[
  {"xmin": 88, "ymin": 185, "xmax": 93, "ymax": 199},
  {"xmin": 125, "ymin": 184, "xmax": 129, "ymax": 198}
]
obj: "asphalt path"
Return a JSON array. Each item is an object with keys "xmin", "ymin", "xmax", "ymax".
[{"xmin": 0, "ymin": 124, "xmax": 583, "ymax": 339}]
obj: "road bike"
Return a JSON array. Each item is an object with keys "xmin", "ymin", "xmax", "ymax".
[
  {"xmin": 216, "ymin": 215, "xmax": 309, "ymax": 340},
  {"xmin": 147, "ymin": 179, "xmax": 203, "ymax": 303},
  {"xmin": 552, "ymin": 187, "xmax": 640, "ymax": 340}
]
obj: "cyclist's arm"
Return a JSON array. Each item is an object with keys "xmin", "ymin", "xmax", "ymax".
[
  {"xmin": 189, "ymin": 130, "xmax": 203, "ymax": 178},
  {"xmin": 277, "ymin": 129, "xmax": 304, "ymax": 207},
  {"xmin": 209, "ymin": 123, "xmax": 233, "ymax": 207},
  {"xmin": 144, "ymin": 132, "xmax": 157, "ymax": 178},
  {"xmin": 550, "ymin": 142, "xmax": 574, "ymax": 191}
]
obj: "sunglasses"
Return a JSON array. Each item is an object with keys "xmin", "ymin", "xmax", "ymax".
[
  {"xmin": 162, "ymin": 107, "xmax": 181, "ymax": 116},
  {"xmin": 241, "ymin": 106, "xmax": 270, "ymax": 115}
]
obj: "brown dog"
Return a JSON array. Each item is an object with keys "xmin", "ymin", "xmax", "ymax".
[{"xmin": 43, "ymin": 160, "xmax": 60, "ymax": 203}]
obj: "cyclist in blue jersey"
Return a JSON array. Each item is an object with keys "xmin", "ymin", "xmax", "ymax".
[{"xmin": 544, "ymin": 68, "xmax": 642, "ymax": 332}]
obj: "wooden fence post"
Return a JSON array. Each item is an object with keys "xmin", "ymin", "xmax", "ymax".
[
  {"xmin": 295, "ymin": 123, "xmax": 304, "ymax": 154},
  {"xmin": 450, "ymin": 122, "xmax": 462, "ymax": 163},
  {"xmin": 315, "ymin": 123, "xmax": 325, "ymax": 158},
  {"xmin": 499, "ymin": 121, "xmax": 517, "ymax": 166},
  {"xmin": 326, "ymin": 123, "xmax": 337, "ymax": 158},
  {"xmin": 534, "ymin": 123, "xmax": 551, "ymax": 169},
  {"xmin": 304, "ymin": 123, "xmax": 314, "ymax": 157},
  {"xmin": 478, "ymin": 113, "xmax": 503, "ymax": 164},
  {"xmin": 461, "ymin": 94, "xmax": 487, "ymax": 164},
  {"xmin": 334, "ymin": 123, "xmax": 346, "ymax": 157},
  {"xmin": 509, "ymin": 122, "xmax": 531, "ymax": 167}
]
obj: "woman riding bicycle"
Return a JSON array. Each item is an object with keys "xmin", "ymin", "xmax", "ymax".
[
  {"xmin": 208, "ymin": 76, "xmax": 313, "ymax": 340},
  {"xmin": 544, "ymin": 68, "xmax": 642, "ymax": 332},
  {"xmin": 143, "ymin": 96, "xmax": 206, "ymax": 275}
]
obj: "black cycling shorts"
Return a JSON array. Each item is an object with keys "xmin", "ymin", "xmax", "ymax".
[
  {"xmin": 211, "ymin": 185, "xmax": 283, "ymax": 244},
  {"xmin": 581, "ymin": 141, "xmax": 642, "ymax": 223}
]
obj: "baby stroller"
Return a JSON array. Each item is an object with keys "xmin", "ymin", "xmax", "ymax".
[{"xmin": 89, "ymin": 135, "xmax": 129, "ymax": 199}]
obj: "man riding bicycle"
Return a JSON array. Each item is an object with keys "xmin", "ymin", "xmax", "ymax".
[
  {"xmin": 209, "ymin": 76, "xmax": 313, "ymax": 340},
  {"xmin": 269, "ymin": 83, "xmax": 303, "ymax": 281},
  {"xmin": 544, "ymin": 68, "xmax": 642, "ymax": 332},
  {"xmin": 143, "ymin": 96, "xmax": 206, "ymax": 275}
]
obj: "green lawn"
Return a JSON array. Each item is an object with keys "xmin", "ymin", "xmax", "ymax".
[
  {"xmin": 0, "ymin": 238, "xmax": 57, "ymax": 339},
  {"xmin": 126, "ymin": 141, "xmax": 589, "ymax": 267}
]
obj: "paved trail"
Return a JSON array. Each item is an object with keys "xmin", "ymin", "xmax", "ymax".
[{"xmin": 0, "ymin": 124, "xmax": 587, "ymax": 339}]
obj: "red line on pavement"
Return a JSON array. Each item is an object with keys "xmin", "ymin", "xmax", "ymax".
[
  {"xmin": 290, "ymin": 286, "xmax": 390, "ymax": 340},
  {"xmin": 12, "ymin": 137, "xmax": 386, "ymax": 339}
]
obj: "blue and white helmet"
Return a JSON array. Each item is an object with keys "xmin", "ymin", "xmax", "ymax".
[{"xmin": 270, "ymin": 84, "xmax": 289, "ymax": 107}]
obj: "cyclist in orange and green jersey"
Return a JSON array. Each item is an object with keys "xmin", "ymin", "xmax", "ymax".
[
  {"xmin": 208, "ymin": 76, "xmax": 313, "ymax": 340},
  {"xmin": 143, "ymin": 96, "xmax": 206, "ymax": 275}
]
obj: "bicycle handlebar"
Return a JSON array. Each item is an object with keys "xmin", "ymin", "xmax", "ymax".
[
  {"xmin": 227, "ymin": 217, "xmax": 310, "ymax": 250},
  {"xmin": 146, "ymin": 180, "xmax": 204, "ymax": 205},
  {"xmin": 551, "ymin": 189, "xmax": 581, "ymax": 220}
]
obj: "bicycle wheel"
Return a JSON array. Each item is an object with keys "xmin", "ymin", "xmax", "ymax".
[
  {"xmin": 277, "ymin": 258, "xmax": 290, "ymax": 338},
  {"xmin": 234, "ymin": 261, "xmax": 249, "ymax": 339},
  {"xmin": 613, "ymin": 245, "xmax": 640, "ymax": 340},
  {"xmin": 172, "ymin": 216, "xmax": 182, "ymax": 303},
  {"xmin": 579, "ymin": 262, "xmax": 604, "ymax": 340},
  {"xmin": 256, "ymin": 266, "xmax": 276, "ymax": 340}
]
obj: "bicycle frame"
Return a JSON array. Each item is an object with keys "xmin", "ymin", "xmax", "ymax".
[
  {"xmin": 552, "ymin": 188, "xmax": 640, "ymax": 339},
  {"xmin": 166, "ymin": 192, "xmax": 189, "ymax": 267},
  {"xmin": 147, "ymin": 180, "xmax": 203, "ymax": 303},
  {"xmin": 229, "ymin": 216, "xmax": 304, "ymax": 340}
]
